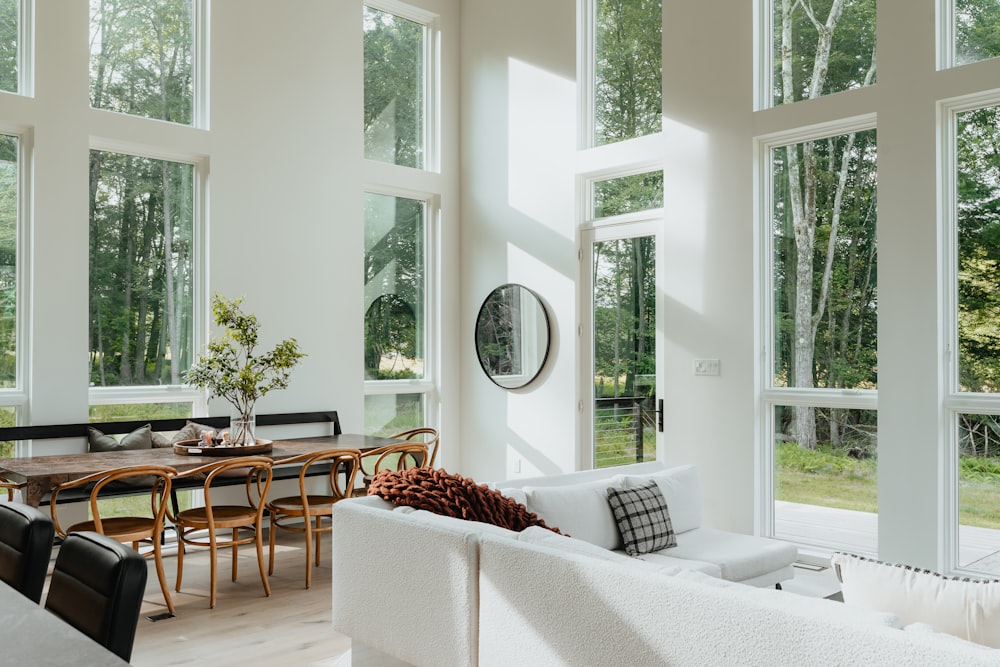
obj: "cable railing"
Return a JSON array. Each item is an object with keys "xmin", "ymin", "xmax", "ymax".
[{"xmin": 594, "ymin": 397, "xmax": 657, "ymax": 468}]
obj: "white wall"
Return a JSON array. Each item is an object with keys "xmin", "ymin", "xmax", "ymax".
[
  {"xmin": 459, "ymin": 0, "xmax": 580, "ymax": 483},
  {"xmin": 457, "ymin": 0, "xmax": 757, "ymax": 533}
]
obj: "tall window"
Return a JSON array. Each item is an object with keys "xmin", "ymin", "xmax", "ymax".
[
  {"xmin": 0, "ymin": 133, "xmax": 18, "ymax": 454},
  {"xmin": 89, "ymin": 149, "xmax": 197, "ymax": 419},
  {"xmin": 951, "ymin": 101, "xmax": 1000, "ymax": 570},
  {"xmin": 363, "ymin": 192, "xmax": 430, "ymax": 435},
  {"xmin": 364, "ymin": 4, "xmax": 426, "ymax": 169},
  {"xmin": 589, "ymin": 0, "xmax": 662, "ymax": 147},
  {"xmin": 765, "ymin": 124, "xmax": 878, "ymax": 551},
  {"xmin": 89, "ymin": 0, "xmax": 195, "ymax": 125},
  {"xmin": 363, "ymin": 1, "xmax": 438, "ymax": 440},
  {"xmin": 768, "ymin": 0, "xmax": 876, "ymax": 108}
]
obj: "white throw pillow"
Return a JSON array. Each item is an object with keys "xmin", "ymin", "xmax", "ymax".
[
  {"xmin": 832, "ymin": 552, "xmax": 1000, "ymax": 647},
  {"xmin": 622, "ymin": 464, "xmax": 702, "ymax": 533},
  {"xmin": 523, "ymin": 477, "xmax": 625, "ymax": 550}
]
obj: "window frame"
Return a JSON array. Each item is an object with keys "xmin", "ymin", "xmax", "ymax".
[
  {"xmin": 363, "ymin": 0, "xmax": 439, "ymax": 173},
  {"xmin": 754, "ymin": 113, "xmax": 879, "ymax": 548},
  {"xmin": 940, "ymin": 89, "xmax": 1000, "ymax": 574},
  {"xmin": 362, "ymin": 185, "xmax": 439, "ymax": 431},
  {"xmin": 86, "ymin": 138, "xmax": 208, "ymax": 414}
]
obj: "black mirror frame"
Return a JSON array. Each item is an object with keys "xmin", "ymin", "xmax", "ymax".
[{"xmin": 474, "ymin": 283, "xmax": 551, "ymax": 389}]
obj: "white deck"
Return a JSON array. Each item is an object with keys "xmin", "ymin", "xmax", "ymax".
[{"xmin": 775, "ymin": 500, "xmax": 1000, "ymax": 574}]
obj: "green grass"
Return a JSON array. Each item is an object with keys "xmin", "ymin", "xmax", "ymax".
[{"xmin": 777, "ymin": 441, "xmax": 1000, "ymax": 530}]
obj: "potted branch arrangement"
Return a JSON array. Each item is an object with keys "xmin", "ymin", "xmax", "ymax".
[{"xmin": 185, "ymin": 294, "xmax": 306, "ymax": 446}]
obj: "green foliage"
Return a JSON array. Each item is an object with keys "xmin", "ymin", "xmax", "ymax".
[
  {"xmin": 594, "ymin": 0, "xmax": 662, "ymax": 145},
  {"xmin": 89, "ymin": 0, "xmax": 193, "ymax": 124},
  {"xmin": 775, "ymin": 440, "xmax": 874, "ymax": 479},
  {"xmin": 955, "ymin": 0, "xmax": 1000, "ymax": 65},
  {"xmin": 0, "ymin": 0, "xmax": 16, "ymax": 93},
  {"xmin": 88, "ymin": 402, "xmax": 192, "ymax": 422},
  {"xmin": 184, "ymin": 294, "xmax": 306, "ymax": 420},
  {"xmin": 363, "ymin": 7, "xmax": 423, "ymax": 168}
]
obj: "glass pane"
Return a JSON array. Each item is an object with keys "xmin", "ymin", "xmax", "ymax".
[
  {"xmin": 772, "ymin": 129, "xmax": 878, "ymax": 412},
  {"xmin": 0, "ymin": 0, "xmax": 18, "ymax": 93},
  {"xmin": 593, "ymin": 171, "xmax": 664, "ymax": 219},
  {"xmin": 89, "ymin": 0, "xmax": 194, "ymax": 124},
  {"xmin": 958, "ymin": 413, "xmax": 1000, "ymax": 572},
  {"xmin": 89, "ymin": 150, "xmax": 195, "ymax": 388},
  {"xmin": 89, "ymin": 402, "xmax": 193, "ymax": 422},
  {"xmin": 0, "ymin": 135, "xmax": 15, "ymax": 388},
  {"xmin": 364, "ymin": 193, "xmax": 425, "ymax": 381},
  {"xmin": 957, "ymin": 106, "xmax": 1000, "ymax": 393},
  {"xmin": 364, "ymin": 6, "xmax": 425, "ymax": 169},
  {"xmin": 592, "ymin": 235, "xmax": 656, "ymax": 468},
  {"xmin": 773, "ymin": 405, "xmax": 877, "ymax": 551},
  {"xmin": 594, "ymin": 0, "xmax": 662, "ymax": 146},
  {"xmin": 954, "ymin": 0, "xmax": 1000, "ymax": 67},
  {"xmin": 365, "ymin": 393, "xmax": 424, "ymax": 436},
  {"xmin": 772, "ymin": 0, "xmax": 876, "ymax": 106}
]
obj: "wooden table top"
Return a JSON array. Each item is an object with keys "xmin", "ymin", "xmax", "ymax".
[{"xmin": 0, "ymin": 433, "xmax": 398, "ymax": 507}]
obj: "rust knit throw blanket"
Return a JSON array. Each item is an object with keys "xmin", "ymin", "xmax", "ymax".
[{"xmin": 368, "ymin": 467, "xmax": 562, "ymax": 534}]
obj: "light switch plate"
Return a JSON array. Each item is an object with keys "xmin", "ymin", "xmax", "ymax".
[{"xmin": 694, "ymin": 358, "xmax": 720, "ymax": 376}]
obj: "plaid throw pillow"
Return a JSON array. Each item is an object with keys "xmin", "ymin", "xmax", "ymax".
[{"xmin": 606, "ymin": 481, "xmax": 676, "ymax": 556}]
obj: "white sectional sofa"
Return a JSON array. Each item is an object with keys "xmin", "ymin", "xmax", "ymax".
[{"xmin": 331, "ymin": 462, "xmax": 1000, "ymax": 666}]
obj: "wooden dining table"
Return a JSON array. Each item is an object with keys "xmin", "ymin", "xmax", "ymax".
[{"xmin": 0, "ymin": 433, "xmax": 400, "ymax": 507}]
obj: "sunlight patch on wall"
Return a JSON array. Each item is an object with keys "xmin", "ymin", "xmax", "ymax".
[
  {"xmin": 663, "ymin": 116, "xmax": 709, "ymax": 314},
  {"xmin": 507, "ymin": 57, "xmax": 575, "ymax": 235}
]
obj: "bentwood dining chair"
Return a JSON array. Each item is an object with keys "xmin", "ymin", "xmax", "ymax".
[
  {"xmin": 0, "ymin": 502, "xmax": 55, "ymax": 603},
  {"xmin": 50, "ymin": 464, "xmax": 178, "ymax": 614},
  {"xmin": 352, "ymin": 441, "xmax": 430, "ymax": 497},
  {"xmin": 45, "ymin": 531, "xmax": 147, "ymax": 662},
  {"xmin": 168, "ymin": 456, "xmax": 273, "ymax": 608},
  {"xmin": 267, "ymin": 448, "xmax": 361, "ymax": 588}
]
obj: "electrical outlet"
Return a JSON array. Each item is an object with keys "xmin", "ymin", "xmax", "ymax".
[{"xmin": 694, "ymin": 358, "xmax": 721, "ymax": 376}]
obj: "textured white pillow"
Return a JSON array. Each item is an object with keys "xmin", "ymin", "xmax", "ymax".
[
  {"xmin": 832, "ymin": 552, "xmax": 1000, "ymax": 647},
  {"xmin": 622, "ymin": 464, "xmax": 702, "ymax": 533},
  {"xmin": 524, "ymin": 477, "xmax": 625, "ymax": 550}
]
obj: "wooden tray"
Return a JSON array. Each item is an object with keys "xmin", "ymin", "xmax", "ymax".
[{"xmin": 173, "ymin": 438, "xmax": 273, "ymax": 456}]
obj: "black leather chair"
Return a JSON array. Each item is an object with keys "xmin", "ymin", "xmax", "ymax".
[
  {"xmin": 0, "ymin": 501, "xmax": 55, "ymax": 603},
  {"xmin": 45, "ymin": 531, "xmax": 148, "ymax": 662}
]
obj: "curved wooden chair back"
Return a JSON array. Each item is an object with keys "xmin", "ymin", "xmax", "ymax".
[
  {"xmin": 50, "ymin": 465, "xmax": 176, "ymax": 538},
  {"xmin": 390, "ymin": 427, "xmax": 440, "ymax": 468}
]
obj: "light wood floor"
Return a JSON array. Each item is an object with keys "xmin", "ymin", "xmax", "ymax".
[{"xmin": 126, "ymin": 529, "xmax": 352, "ymax": 666}]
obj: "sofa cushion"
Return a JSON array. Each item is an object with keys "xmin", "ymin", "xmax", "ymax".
[
  {"xmin": 606, "ymin": 481, "xmax": 676, "ymax": 556},
  {"xmin": 524, "ymin": 477, "xmax": 625, "ymax": 550},
  {"xmin": 635, "ymin": 550, "xmax": 723, "ymax": 578},
  {"xmin": 832, "ymin": 552, "xmax": 1000, "ymax": 648},
  {"xmin": 622, "ymin": 464, "xmax": 701, "ymax": 534},
  {"xmin": 668, "ymin": 527, "xmax": 798, "ymax": 583}
]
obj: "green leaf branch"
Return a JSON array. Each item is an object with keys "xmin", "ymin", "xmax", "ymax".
[{"xmin": 184, "ymin": 294, "xmax": 306, "ymax": 420}]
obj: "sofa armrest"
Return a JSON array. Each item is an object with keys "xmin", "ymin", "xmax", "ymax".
[{"xmin": 332, "ymin": 498, "xmax": 480, "ymax": 667}]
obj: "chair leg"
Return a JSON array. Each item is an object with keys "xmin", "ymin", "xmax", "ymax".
[
  {"xmin": 255, "ymin": 519, "xmax": 271, "ymax": 597},
  {"xmin": 268, "ymin": 513, "xmax": 277, "ymax": 576},
  {"xmin": 153, "ymin": 533, "xmax": 175, "ymax": 614},
  {"xmin": 232, "ymin": 533, "xmax": 239, "ymax": 583},
  {"xmin": 304, "ymin": 516, "xmax": 313, "ymax": 590},
  {"xmin": 175, "ymin": 536, "xmax": 185, "ymax": 592},
  {"xmin": 314, "ymin": 516, "xmax": 322, "ymax": 567},
  {"xmin": 208, "ymin": 529, "xmax": 218, "ymax": 609}
]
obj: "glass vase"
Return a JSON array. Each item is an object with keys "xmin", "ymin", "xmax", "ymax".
[{"xmin": 229, "ymin": 409, "xmax": 256, "ymax": 446}]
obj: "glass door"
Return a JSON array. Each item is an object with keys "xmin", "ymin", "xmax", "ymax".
[{"xmin": 582, "ymin": 220, "xmax": 663, "ymax": 469}]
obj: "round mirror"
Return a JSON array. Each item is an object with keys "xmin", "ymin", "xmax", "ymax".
[{"xmin": 475, "ymin": 284, "xmax": 550, "ymax": 389}]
